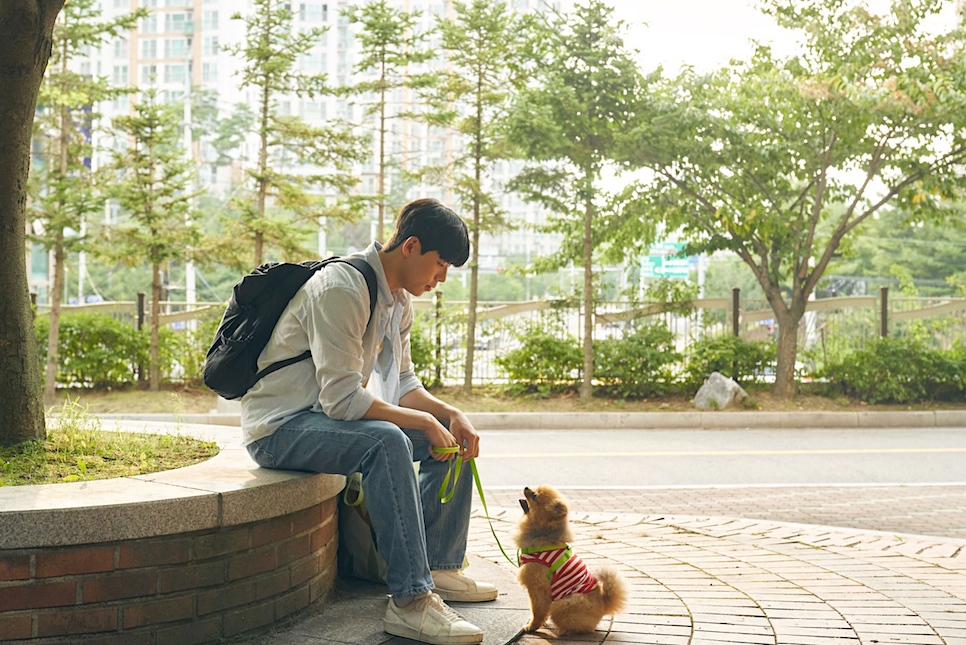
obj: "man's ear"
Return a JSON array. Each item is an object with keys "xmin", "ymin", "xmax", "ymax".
[{"xmin": 402, "ymin": 236, "xmax": 420, "ymax": 257}]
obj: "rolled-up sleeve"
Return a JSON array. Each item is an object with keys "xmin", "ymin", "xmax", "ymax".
[
  {"xmin": 398, "ymin": 298, "xmax": 424, "ymax": 399},
  {"xmin": 298, "ymin": 286, "xmax": 375, "ymax": 420}
]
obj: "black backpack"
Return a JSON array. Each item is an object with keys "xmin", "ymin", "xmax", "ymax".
[{"xmin": 203, "ymin": 257, "xmax": 377, "ymax": 400}]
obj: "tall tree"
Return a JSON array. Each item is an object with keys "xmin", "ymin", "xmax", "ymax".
[
  {"xmin": 225, "ymin": 0, "xmax": 369, "ymax": 267},
  {"xmin": 507, "ymin": 0, "xmax": 644, "ymax": 401},
  {"xmin": 0, "ymin": 0, "xmax": 66, "ymax": 444},
  {"xmin": 30, "ymin": 0, "xmax": 143, "ymax": 404},
  {"xmin": 104, "ymin": 87, "xmax": 202, "ymax": 392},
  {"xmin": 618, "ymin": 0, "xmax": 966, "ymax": 397},
  {"xmin": 343, "ymin": 0, "xmax": 433, "ymax": 242},
  {"xmin": 424, "ymin": 0, "xmax": 533, "ymax": 393}
]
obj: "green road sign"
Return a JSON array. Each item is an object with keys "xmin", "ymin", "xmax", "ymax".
[{"xmin": 641, "ymin": 242, "xmax": 690, "ymax": 279}]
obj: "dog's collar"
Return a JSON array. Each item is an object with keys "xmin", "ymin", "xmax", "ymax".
[{"xmin": 519, "ymin": 544, "xmax": 570, "ymax": 556}]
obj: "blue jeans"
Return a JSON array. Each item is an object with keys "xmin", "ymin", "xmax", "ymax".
[{"xmin": 246, "ymin": 410, "xmax": 473, "ymax": 599}]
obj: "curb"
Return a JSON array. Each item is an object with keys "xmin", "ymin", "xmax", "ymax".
[{"xmin": 95, "ymin": 410, "xmax": 966, "ymax": 430}]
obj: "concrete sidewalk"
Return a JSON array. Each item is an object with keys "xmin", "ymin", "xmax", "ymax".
[
  {"xmin": 244, "ymin": 500, "xmax": 966, "ymax": 645},
  {"xmin": 469, "ymin": 507, "xmax": 966, "ymax": 645}
]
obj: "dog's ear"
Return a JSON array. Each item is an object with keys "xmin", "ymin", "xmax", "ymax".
[{"xmin": 548, "ymin": 501, "xmax": 567, "ymax": 520}]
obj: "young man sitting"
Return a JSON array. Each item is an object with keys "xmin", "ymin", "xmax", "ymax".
[{"xmin": 242, "ymin": 198, "xmax": 496, "ymax": 645}]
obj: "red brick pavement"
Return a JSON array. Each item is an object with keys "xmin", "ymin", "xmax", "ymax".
[{"xmin": 468, "ymin": 510, "xmax": 966, "ymax": 645}]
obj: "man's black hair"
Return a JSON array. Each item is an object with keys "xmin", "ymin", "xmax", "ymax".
[{"xmin": 383, "ymin": 198, "xmax": 470, "ymax": 267}]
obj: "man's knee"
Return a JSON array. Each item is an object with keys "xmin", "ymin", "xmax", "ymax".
[{"xmin": 366, "ymin": 420, "xmax": 414, "ymax": 458}]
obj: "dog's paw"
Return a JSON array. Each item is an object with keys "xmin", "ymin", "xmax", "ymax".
[{"xmin": 524, "ymin": 620, "xmax": 544, "ymax": 632}]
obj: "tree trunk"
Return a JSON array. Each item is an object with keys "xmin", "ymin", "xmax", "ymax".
[
  {"xmin": 150, "ymin": 262, "xmax": 161, "ymax": 392},
  {"xmin": 0, "ymin": 0, "xmax": 64, "ymax": 445},
  {"xmin": 377, "ymin": 58, "xmax": 386, "ymax": 243},
  {"xmin": 463, "ymin": 88, "xmax": 484, "ymax": 395},
  {"xmin": 580, "ymin": 184, "xmax": 594, "ymax": 402},
  {"xmin": 254, "ymin": 7, "xmax": 271, "ymax": 267},
  {"xmin": 464, "ymin": 229, "xmax": 479, "ymax": 394},
  {"xmin": 43, "ymin": 233, "xmax": 65, "ymax": 403},
  {"xmin": 44, "ymin": 58, "xmax": 69, "ymax": 405},
  {"xmin": 772, "ymin": 310, "xmax": 801, "ymax": 398}
]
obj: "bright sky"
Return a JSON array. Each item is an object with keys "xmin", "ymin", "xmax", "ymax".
[
  {"xmin": 608, "ymin": 0, "xmax": 962, "ymax": 74},
  {"xmin": 614, "ymin": 0, "xmax": 789, "ymax": 75}
]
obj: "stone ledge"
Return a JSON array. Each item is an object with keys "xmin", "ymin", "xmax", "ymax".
[{"xmin": 0, "ymin": 421, "xmax": 345, "ymax": 550}]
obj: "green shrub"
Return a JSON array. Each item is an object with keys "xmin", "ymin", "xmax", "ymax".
[
  {"xmin": 36, "ymin": 311, "xmax": 223, "ymax": 390},
  {"xmin": 686, "ymin": 335, "xmax": 777, "ymax": 387},
  {"xmin": 409, "ymin": 316, "xmax": 437, "ymax": 386},
  {"xmin": 821, "ymin": 337, "xmax": 966, "ymax": 404},
  {"xmin": 36, "ymin": 313, "xmax": 143, "ymax": 389},
  {"xmin": 595, "ymin": 323, "xmax": 680, "ymax": 398},
  {"xmin": 157, "ymin": 314, "xmax": 221, "ymax": 385},
  {"xmin": 495, "ymin": 324, "xmax": 582, "ymax": 395}
]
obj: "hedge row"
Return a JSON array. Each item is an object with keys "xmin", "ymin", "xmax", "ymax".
[
  {"xmin": 495, "ymin": 324, "xmax": 776, "ymax": 398},
  {"xmin": 35, "ymin": 313, "xmax": 966, "ymax": 403},
  {"xmin": 35, "ymin": 313, "xmax": 219, "ymax": 389}
]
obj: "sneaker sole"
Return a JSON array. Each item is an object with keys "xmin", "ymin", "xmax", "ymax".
[
  {"xmin": 384, "ymin": 621, "xmax": 484, "ymax": 645},
  {"xmin": 432, "ymin": 588, "xmax": 499, "ymax": 603}
]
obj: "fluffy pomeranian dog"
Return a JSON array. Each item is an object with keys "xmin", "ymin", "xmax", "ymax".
[{"xmin": 514, "ymin": 485, "xmax": 627, "ymax": 635}]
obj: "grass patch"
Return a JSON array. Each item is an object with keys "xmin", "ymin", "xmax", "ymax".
[
  {"xmin": 0, "ymin": 398, "xmax": 218, "ymax": 487},
  {"xmin": 52, "ymin": 385, "xmax": 218, "ymax": 414}
]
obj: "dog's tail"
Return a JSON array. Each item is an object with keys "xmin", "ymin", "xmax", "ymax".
[{"xmin": 595, "ymin": 568, "xmax": 627, "ymax": 616}]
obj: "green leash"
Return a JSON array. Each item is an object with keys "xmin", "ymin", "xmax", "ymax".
[{"xmin": 434, "ymin": 446, "xmax": 518, "ymax": 568}]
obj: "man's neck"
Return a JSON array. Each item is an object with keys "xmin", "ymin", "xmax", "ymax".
[{"xmin": 378, "ymin": 247, "xmax": 403, "ymax": 293}]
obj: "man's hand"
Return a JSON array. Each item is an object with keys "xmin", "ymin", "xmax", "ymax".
[
  {"xmin": 420, "ymin": 412, "xmax": 459, "ymax": 462},
  {"xmin": 448, "ymin": 411, "xmax": 480, "ymax": 462}
]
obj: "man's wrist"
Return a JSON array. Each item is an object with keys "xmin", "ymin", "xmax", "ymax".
[{"xmin": 447, "ymin": 406, "xmax": 467, "ymax": 423}]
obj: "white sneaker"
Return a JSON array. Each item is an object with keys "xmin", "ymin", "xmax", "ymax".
[
  {"xmin": 384, "ymin": 592, "xmax": 484, "ymax": 645},
  {"xmin": 431, "ymin": 569, "xmax": 499, "ymax": 602}
]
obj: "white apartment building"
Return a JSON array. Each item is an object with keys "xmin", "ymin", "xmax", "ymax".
[{"xmin": 27, "ymin": 0, "xmax": 566, "ymax": 302}]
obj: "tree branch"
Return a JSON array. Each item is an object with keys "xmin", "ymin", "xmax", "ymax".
[{"xmin": 797, "ymin": 130, "xmax": 835, "ymax": 277}]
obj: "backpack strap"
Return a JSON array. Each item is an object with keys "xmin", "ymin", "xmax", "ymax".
[{"xmin": 253, "ymin": 257, "xmax": 379, "ymax": 382}]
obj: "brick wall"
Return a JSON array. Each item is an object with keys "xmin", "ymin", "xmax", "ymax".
[{"xmin": 0, "ymin": 498, "xmax": 338, "ymax": 644}]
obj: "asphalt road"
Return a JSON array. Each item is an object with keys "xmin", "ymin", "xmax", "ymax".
[{"xmin": 471, "ymin": 426, "xmax": 966, "ymax": 488}]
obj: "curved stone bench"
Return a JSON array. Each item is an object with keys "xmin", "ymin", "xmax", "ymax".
[{"xmin": 0, "ymin": 421, "xmax": 345, "ymax": 644}]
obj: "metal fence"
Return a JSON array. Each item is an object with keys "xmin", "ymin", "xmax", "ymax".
[
  {"xmin": 414, "ymin": 290, "xmax": 966, "ymax": 385},
  {"xmin": 39, "ymin": 289, "xmax": 966, "ymax": 387}
]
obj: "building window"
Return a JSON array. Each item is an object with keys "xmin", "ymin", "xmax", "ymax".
[
  {"xmin": 165, "ymin": 12, "xmax": 192, "ymax": 34},
  {"xmin": 203, "ymin": 62, "xmax": 217, "ymax": 83},
  {"xmin": 165, "ymin": 37, "xmax": 190, "ymax": 58},
  {"xmin": 164, "ymin": 63, "xmax": 186, "ymax": 84},
  {"xmin": 300, "ymin": 3, "xmax": 328, "ymax": 22},
  {"xmin": 141, "ymin": 39, "xmax": 156, "ymax": 58},
  {"xmin": 140, "ymin": 0, "xmax": 157, "ymax": 6},
  {"xmin": 203, "ymin": 10, "xmax": 218, "ymax": 30},
  {"xmin": 140, "ymin": 64, "xmax": 158, "ymax": 84},
  {"xmin": 112, "ymin": 64, "xmax": 129, "ymax": 85},
  {"xmin": 141, "ymin": 14, "xmax": 158, "ymax": 33},
  {"xmin": 300, "ymin": 100, "xmax": 323, "ymax": 121},
  {"xmin": 203, "ymin": 36, "xmax": 219, "ymax": 56},
  {"xmin": 113, "ymin": 39, "xmax": 129, "ymax": 59},
  {"xmin": 299, "ymin": 49, "xmax": 325, "ymax": 72}
]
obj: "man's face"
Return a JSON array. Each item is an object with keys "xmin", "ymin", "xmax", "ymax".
[{"xmin": 403, "ymin": 238, "xmax": 450, "ymax": 295}]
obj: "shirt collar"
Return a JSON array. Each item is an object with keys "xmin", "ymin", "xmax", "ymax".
[{"xmin": 360, "ymin": 242, "xmax": 395, "ymax": 308}]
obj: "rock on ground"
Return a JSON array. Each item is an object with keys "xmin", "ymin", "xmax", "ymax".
[{"xmin": 693, "ymin": 372, "xmax": 748, "ymax": 410}]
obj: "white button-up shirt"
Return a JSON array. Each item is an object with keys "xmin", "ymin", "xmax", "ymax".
[{"xmin": 240, "ymin": 243, "xmax": 424, "ymax": 446}]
